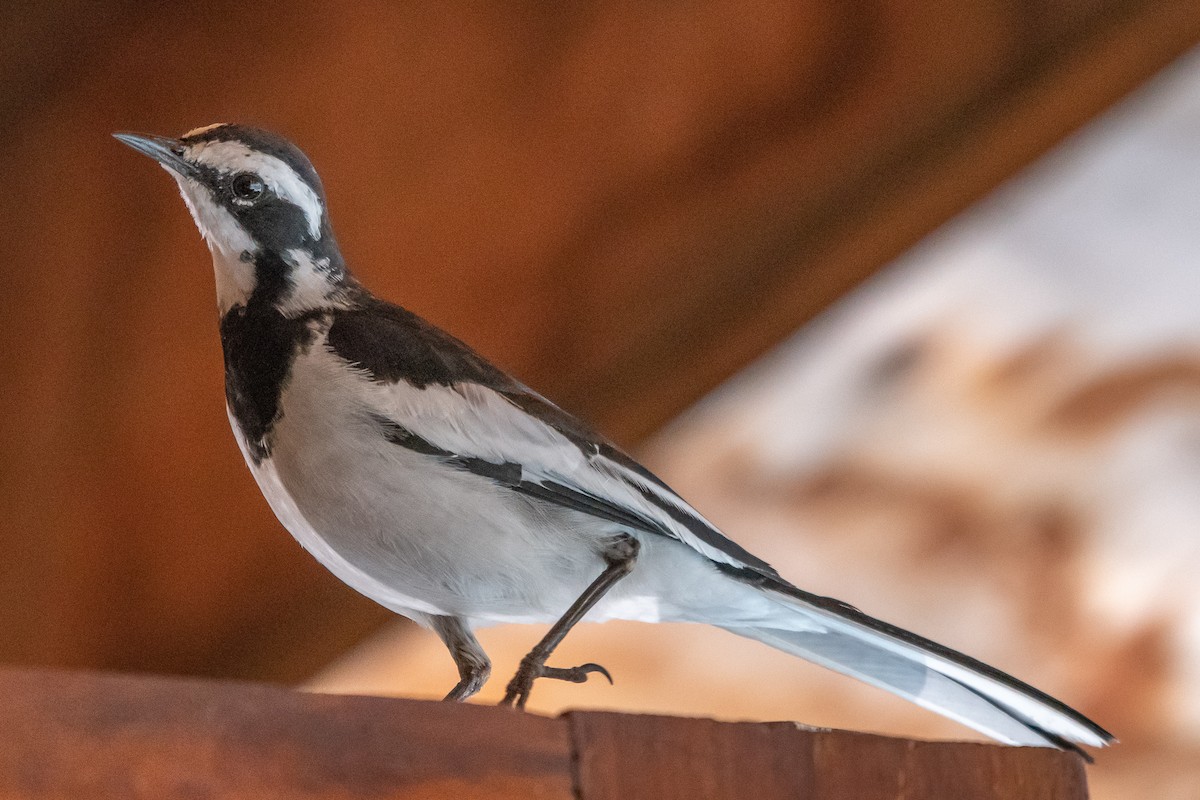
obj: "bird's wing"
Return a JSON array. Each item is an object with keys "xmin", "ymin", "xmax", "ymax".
[
  {"xmin": 371, "ymin": 379, "xmax": 779, "ymax": 576},
  {"xmin": 325, "ymin": 302, "xmax": 778, "ymax": 576}
]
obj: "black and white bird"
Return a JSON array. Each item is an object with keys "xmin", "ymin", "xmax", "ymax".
[{"xmin": 115, "ymin": 124, "xmax": 1112, "ymax": 755}]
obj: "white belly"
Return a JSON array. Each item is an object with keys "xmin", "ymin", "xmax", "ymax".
[
  {"xmin": 227, "ymin": 344, "xmax": 606, "ymax": 623},
  {"xmin": 226, "ymin": 337, "xmax": 776, "ymax": 629}
]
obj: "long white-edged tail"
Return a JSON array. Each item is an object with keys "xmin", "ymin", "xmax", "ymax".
[{"xmin": 722, "ymin": 579, "xmax": 1114, "ymax": 757}]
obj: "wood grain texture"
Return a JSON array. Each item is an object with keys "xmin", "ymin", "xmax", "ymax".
[
  {"xmin": 0, "ymin": 669, "xmax": 1089, "ymax": 799},
  {"xmin": 1, "ymin": 1, "xmax": 1198, "ymax": 682},
  {"xmin": 569, "ymin": 712, "xmax": 816, "ymax": 799},
  {"xmin": 0, "ymin": 669, "xmax": 574, "ymax": 800},
  {"xmin": 568, "ymin": 711, "xmax": 1089, "ymax": 800}
]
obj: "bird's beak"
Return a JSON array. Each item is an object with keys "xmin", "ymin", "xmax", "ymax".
[{"xmin": 113, "ymin": 132, "xmax": 201, "ymax": 178}]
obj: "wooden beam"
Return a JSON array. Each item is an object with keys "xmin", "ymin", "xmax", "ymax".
[
  {"xmin": 0, "ymin": 668, "xmax": 1089, "ymax": 799},
  {"xmin": 1, "ymin": 1, "xmax": 1198, "ymax": 681},
  {"xmin": 566, "ymin": 0, "xmax": 1200, "ymax": 442}
]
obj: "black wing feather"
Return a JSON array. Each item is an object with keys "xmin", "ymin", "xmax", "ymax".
[{"xmin": 336, "ymin": 297, "xmax": 780, "ymax": 578}]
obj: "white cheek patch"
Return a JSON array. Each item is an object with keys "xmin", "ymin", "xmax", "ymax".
[
  {"xmin": 184, "ymin": 140, "xmax": 324, "ymax": 239},
  {"xmin": 170, "ymin": 172, "xmax": 258, "ymax": 313},
  {"xmin": 170, "ymin": 172, "xmax": 257, "ymax": 256}
]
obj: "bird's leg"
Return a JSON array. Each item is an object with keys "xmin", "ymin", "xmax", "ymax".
[
  {"xmin": 430, "ymin": 615, "xmax": 491, "ymax": 701},
  {"xmin": 500, "ymin": 533, "xmax": 640, "ymax": 709}
]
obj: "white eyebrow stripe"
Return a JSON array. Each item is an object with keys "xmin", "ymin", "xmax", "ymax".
[{"xmin": 184, "ymin": 140, "xmax": 324, "ymax": 239}]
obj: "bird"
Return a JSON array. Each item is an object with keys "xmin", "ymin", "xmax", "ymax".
[{"xmin": 115, "ymin": 123, "xmax": 1113, "ymax": 756}]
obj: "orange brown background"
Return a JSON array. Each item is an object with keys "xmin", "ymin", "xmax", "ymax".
[{"xmin": 2, "ymin": 11, "xmax": 1198, "ymax": 794}]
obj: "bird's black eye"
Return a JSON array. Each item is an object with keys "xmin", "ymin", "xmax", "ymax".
[{"xmin": 231, "ymin": 172, "xmax": 265, "ymax": 201}]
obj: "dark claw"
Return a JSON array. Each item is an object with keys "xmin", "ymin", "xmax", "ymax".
[
  {"xmin": 579, "ymin": 662, "xmax": 614, "ymax": 684},
  {"xmin": 541, "ymin": 662, "xmax": 614, "ymax": 685},
  {"xmin": 498, "ymin": 659, "xmax": 616, "ymax": 709}
]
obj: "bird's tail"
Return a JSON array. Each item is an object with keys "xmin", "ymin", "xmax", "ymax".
[{"xmin": 719, "ymin": 579, "xmax": 1113, "ymax": 756}]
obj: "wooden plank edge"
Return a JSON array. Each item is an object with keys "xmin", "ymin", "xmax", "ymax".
[
  {"xmin": 0, "ymin": 668, "xmax": 1091, "ymax": 798},
  {"xmin": 564, "ymin": 709, "xmax": 1089, "ymax": 799}
]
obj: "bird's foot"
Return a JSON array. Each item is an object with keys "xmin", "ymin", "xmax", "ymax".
[{"xmin": 499, "ymin": 655, "xmax": 613, "ymax": 709}]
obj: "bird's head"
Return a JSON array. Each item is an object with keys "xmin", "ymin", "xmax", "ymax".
[{"xmin": 116, "ymin": 123, "xmax": 350, "ymax": 315}]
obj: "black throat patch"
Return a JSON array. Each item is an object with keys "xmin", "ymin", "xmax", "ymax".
[{"xmin": 219, "ymin": 250, "xmax": 321, "ymax": 463}]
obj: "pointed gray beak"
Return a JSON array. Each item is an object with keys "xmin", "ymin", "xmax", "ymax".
[{"xmin": 113, "ymin": 132, "xmax": 201, "ymax": 178}]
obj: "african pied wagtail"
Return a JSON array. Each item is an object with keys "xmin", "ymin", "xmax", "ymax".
[{"xmin": 115, "ymin": 124, "xmax": 1112, "ymax": 755}]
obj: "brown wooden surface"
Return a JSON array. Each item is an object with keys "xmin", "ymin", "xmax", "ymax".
[
  {"xmin": 569, "ymin": 712, "xmax": 1089, "ymax": 800},
  {"xmin": 0, "ymin": 668, "xmax": 575, "ymax": 800},
  {"xmin": 0, "ymin": 668, "xmax": 1089, "ymax": 799},
  {"xmin": 1, "ymin": 1, "xmax": 1199, "ymax": 682}
]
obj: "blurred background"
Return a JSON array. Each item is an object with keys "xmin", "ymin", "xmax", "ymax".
[{"xmin": 3, "ymin": 2, "xmax": 1200, "ymax": 797}]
